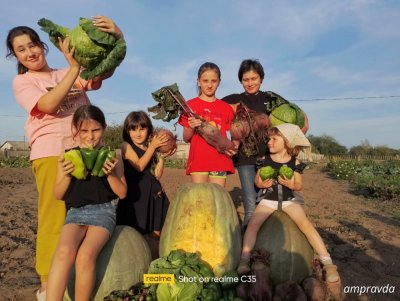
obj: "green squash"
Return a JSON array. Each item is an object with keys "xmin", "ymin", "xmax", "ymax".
[
  {"xmin": 159, "ymin": 183, "xmax": 242, "ymax": 277},
  {"xmin": 64, "ymin": 226, "xmax": 152, "ymax": 301},
  {"xmin": 254, "ymin": 211, "xmax": 313, "ymax": 285}
]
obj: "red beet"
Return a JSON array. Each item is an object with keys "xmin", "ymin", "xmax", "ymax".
[
  {"xmin": 236, "ymin": 279, "xmax": 249, "ymax": 300},
  {"xmin": 274, "ymin": 280, "xmax": 307, "ymax": 301},
  {"xmin": 252, "ymin": 113, "xmax": 270, "ymax": 132},
  {"xmin": 247, "ymin": 249, "xmax": 273, "ymax": 301},
  {"xmin": 230, "ymin": 119, "xmax": 251, "ymax": 140},
  {"xmin": 154, "ymin": 128, "xmax": 177, "ymax": 154},
  {"xmin": 302, "ymin": 276, "xmax": 328, "ymax": 301},
  {"xmin": 196, "ymin": 121, "xmax": 236, "ymax": 153}
]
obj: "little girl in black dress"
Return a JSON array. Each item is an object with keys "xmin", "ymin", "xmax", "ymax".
[{"xmin": 116, "ymin": 111, "xmax": 173, "ymax": 237}]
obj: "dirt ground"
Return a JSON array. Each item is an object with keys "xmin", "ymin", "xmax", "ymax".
[{"xmin": 0, "ymin": 165, "xmax": 399, "ymax": 301}]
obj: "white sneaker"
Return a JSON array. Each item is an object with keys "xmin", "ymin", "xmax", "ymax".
[{"xmin": 36, "ymin": 289, "xmax": 46, "ymax": 301}]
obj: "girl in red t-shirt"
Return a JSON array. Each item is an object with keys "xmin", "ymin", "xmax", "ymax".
[{"xmin": 178, "ymin": 62, "xmax": 236, "ymax": 187}]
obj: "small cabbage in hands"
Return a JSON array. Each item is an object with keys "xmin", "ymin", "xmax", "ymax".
[
  {"xmin": 279, "ymin": 165, "xmax": 294, "ymax": 180},
  {"xmin": 259, "ymin": 166, "xmax": 276, "ymax": 181},
  {"xmin": 37, "ymin": 17, "xmax": 126, "ymax": 80}
]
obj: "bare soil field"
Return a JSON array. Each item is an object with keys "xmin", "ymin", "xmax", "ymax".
[{"xmin": 0, "ymin": 165, "xmax": 399, "ymax": 300}]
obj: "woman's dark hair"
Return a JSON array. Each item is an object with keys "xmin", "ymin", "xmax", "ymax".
[
  {"xmin": 6, "ymin": 26, "xmax": 49, "ymax": 74},
  {"xmin": 122, "ymin": 111, "xmax": 154, "ymax": 143},
  {"xmin": 238, "ymin": 59, "xmax": 265, "ymax": 82},
  {"xmin": 72, "ymin": 105, "xmax": 107, "ymax": 137},
  {"xmin": 197, "ymin": 62, "xmax": 221, "ymax": 95}
]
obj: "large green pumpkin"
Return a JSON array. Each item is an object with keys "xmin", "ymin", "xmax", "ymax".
[
  {"xmin": 64, "ymin": 226, "xmax": 152, "ymax": 301},
  {"xmin": 254, "ymin": 211, "xmax": 313, "ymax": 285},
  {"xmin": 159, "ymin": 183, "xmax": 242, "ymax": 277}
]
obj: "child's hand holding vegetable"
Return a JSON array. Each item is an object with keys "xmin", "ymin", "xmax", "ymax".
[
  {"xmin": 224, "ymin": 144, "xmax": 238, "ymax": 157},
  {"xmin": 187, "ymin": 116, "xmax": 202, "ymax": 129},
  {"xmin": 58, "ymin": 155, "xmax": 74, "ymax": 178},
  {"xmin": 255, "ymin": 170, "xmax": 274, "ymax": 189},
  {"xmin": 277, "ymin": 175, "xmax": 295, "ymax": 190},
  {"xmin": 149, "ymin": 132, "xmax": 170, "ymax": 151},
  {"xmin": 158, "ymin": 147, "xmax": 176, "ymax": 160},
  {"xmin": 92, "ymin": 15, "xmax": 124, "ymax": 40},
  {"xmin": 58, "ymin": 36, "xmax": 80, "ymax": 71},
  {"xmin": 63, "ymin": 149, "xmax": 87, "ymax": 179},
  {"xmin": 101, "ymin": 156, "xmax": 118, "ymax": 176}
]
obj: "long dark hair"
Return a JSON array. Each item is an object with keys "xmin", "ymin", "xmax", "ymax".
[
  {"xmin": 6, "ymin": 26, "xmax": 49, "ymax": 74},
  {"xmin": 122, "ymin": 111, "xmax": 154, "ymax": 143}
]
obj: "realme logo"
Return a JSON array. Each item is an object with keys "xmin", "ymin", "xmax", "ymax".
[{"xmin": 143, "ymin": 274, "xmax": 175, "ymax": 284}]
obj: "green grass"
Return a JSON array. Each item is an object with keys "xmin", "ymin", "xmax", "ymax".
[{"xmin": 164, "ymin": 158, "xmax": 187, "ymax": 169}]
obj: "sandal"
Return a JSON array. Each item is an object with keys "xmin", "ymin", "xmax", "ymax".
[
  {"xmin": 323, "ymin": 264, "xmax": 339, "ymax": 283},
  {"xmin": 323, "ymin": 265, "xmax": 344, "ymax": 301},
  {"xmin": 237, "ymin": 258, "xmax": 251, "ymax": 275},
  {"xmin": 36, "ymin": 289, "xmax": 46, "ymax": 301}
]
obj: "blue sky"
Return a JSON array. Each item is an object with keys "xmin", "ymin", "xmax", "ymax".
[{"xmin": 1, "ymin": 0, "xmax": 400, "ymax": 149}]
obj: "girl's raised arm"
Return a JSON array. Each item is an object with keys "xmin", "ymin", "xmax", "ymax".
[{"xmin": 36, "ymin": 37, "xmax": 80, "ymax": 114}]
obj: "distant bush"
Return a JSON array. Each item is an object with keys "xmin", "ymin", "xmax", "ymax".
[
  {"xmin": 104, "ymin": 123, "xmax": 124, "ymax": 149},
  {"xmin": 308, "ymin": 134, "xmax": 347, "ymax": 155},
  {"xmin": 0, "ymin": 156, "xmax": 31, "ymax": 168}
]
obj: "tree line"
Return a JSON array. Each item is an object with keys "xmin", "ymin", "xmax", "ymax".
[{"xmin": 308, "ymin": 135, "xmax": 400, "ymax": 156}]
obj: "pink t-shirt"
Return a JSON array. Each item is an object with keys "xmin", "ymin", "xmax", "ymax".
[{"xmin": 13, "ymin": 68, "xmax": 101, "ymax": 160}]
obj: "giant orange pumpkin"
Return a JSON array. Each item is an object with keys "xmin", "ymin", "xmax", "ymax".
[{"xmin": 159, "ymin": 183, "xmax": 242, "ymax": 277}]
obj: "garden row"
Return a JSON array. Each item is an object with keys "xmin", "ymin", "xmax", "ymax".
[{"xmin": 325, "ymin": 159, "xmax": 400, "ymax": 201}]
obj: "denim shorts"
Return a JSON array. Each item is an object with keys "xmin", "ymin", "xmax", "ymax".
[{"xmin": 65, "ymin": 200, "xmax": 118, "ymax": 235}]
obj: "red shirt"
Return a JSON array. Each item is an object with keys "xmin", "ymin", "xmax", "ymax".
[{"xmin": 178, "ymin": 97, "xmax": 235, "ymax": 175}]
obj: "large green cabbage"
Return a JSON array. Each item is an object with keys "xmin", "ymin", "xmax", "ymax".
[
  {"xmin": 269, "ymin": 102, "xmax": 305, "ymax": 129},
  {"xmin": 37, "ymin": 17, "xmax": 126, "ymax": 80}
]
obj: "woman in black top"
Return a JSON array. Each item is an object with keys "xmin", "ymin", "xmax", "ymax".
[{"xmin": 223, "ymin": 59, "xmax": 309, "ymax": 227}]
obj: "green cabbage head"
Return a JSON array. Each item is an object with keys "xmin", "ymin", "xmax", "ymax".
[
  {"xmin": 259, "ymin": 166, "xmax": 276, "ymax": 181},
  {"xmin": 37, "ymin": 17, "xmax": 126, "ymax": 80},
  {"xmin": 279, "ymin": 164, "xmax": 294, "ymax": 180},
  {"xmin": 270, "ymin": 102, "xmax": 305, "ymax": 129}
]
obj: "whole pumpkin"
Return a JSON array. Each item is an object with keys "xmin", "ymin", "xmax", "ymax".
[
  {"xmin": 64, "ymin": 226, "xmax": 152, "ymax": 301},
  {"xmin": 159, "ymin": 183, "xmax": 242, "ymax": 277},
  {"xmin": 254, "ymin": 211, "xmax": 313, "ymax": 285}
]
